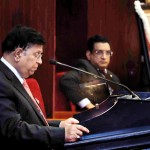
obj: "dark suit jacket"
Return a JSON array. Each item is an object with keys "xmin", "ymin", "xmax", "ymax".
[
  {"xmin": 0, "ymin": 61, "xmax": 65, "ymax": 149},
  {"xmin": 60, "ymin": 59, "xmax": 120, "ymax": 109}
]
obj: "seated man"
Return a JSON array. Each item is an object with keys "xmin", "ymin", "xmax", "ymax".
[{"xmin": 60, "ymin": 35, "xmax": 120, "ymax": 111}]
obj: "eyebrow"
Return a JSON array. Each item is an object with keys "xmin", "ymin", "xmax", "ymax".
[{"xmin": 93, "ymin": 49, "xmax": 111, "ymax": 52}]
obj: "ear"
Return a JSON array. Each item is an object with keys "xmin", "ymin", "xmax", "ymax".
[
  {"xmin": 14, "ymin": 48, "xmax": 23, "ymax": 62},
  {"xmin": 86, "ymin": 50, "xmax": 91, "ymax": 60}
]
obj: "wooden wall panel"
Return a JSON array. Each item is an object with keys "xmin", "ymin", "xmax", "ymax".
[
  {"xmin": 88, "ymin": 0, "xmax": 141, "ymax": 90},
  {"xmin": 56, "ymin": 0, "xmax": 87, "ymax": 71},
  {"xmin": 0, "ymin": 0, "xmax": 56, "ymax": 117}
]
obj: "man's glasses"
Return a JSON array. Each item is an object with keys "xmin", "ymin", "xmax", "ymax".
[
  {"xmin": 93, "ymin": 50, "xmax": 113, "ymax": 57},
  {"xmin": 33, "ymin": 52, "xmax": 43, "ymax": 60},
  {"xmin": 17, "ymin": 45, "xmax": 43, "ymax": 60}
]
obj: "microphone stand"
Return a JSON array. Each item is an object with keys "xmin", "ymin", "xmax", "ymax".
[{"xmin": 49, "ymin": 59, "xmax": 141, "ymax": 100}]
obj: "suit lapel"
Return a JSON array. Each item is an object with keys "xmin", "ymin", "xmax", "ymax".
[{"xmin": 0, "ymin": 61, "xmax": 47, "ymax": 125}]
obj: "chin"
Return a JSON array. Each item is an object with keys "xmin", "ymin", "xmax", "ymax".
[
  {"xmin": 27, "ymin": 72, "xmax": 35, "ymax": 77},
  {"xmin": 30, "ymin": 72, "xmax": 35, "ymax": 76},
  {"xmin": 99, "ymin": 65, "xmax": 107, "ymax": 69}
]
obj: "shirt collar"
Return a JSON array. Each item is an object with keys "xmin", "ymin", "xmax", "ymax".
[
  {"xmin": 1, "ymin": 57, "xmax": 24, "ymax": 84},
  {"xmin": 97, "ymin": 68, "xmax": 107, "ymax": 74}
]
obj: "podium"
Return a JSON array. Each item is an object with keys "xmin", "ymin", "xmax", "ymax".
[{"xmin": 64, "ymin": 92, "xmax": 150, "ymax": 150}]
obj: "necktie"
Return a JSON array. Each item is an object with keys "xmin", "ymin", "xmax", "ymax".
[
  {"xmin": 97, "ymin": 69, "xmax": 113, "ymax": 94},
  {"xmin": 23, "ymin": 79, "xmax": 49, "ymax": 126}
]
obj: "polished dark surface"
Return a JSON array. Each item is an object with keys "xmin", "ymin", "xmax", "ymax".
[{"xmin": 65, "ymin": 92, "xmax": 150, "ymax": 149}]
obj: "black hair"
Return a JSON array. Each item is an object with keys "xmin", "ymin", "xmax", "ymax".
[
  {"xmin": 1, "ymin": 24, "xmax": 45, "ymax": 53},
  {"xmin": 87, "ymin": 34, "xmax": 109, "ymax": 52}
]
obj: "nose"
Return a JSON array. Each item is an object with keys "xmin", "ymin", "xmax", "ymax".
[
  {"xmin": 101, "ymin": 52, "xmax": 107, "ymax": 59},
  {"xmin": 36, "ymin": 57, "xmax": 42, "ymax": 65}
]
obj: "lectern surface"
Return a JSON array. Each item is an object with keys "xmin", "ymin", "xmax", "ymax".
[{"xmin": 64, "ymin": 93, "xmax": 150, "ymax": 149}]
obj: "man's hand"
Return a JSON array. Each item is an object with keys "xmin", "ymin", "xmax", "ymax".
[
  {"xmin": 65, "ymin": 124, "xmax": 89, "ymax": 142},
  {"xmin": 59, "ymin": 117, "xmax": 79, "ymax": 128},
  {"xmin": 60, "ymin": 117, "xmax": 90, "ymax": 142}
]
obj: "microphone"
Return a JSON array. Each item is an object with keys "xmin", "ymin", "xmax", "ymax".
[{"xmin": 49, "ymin": 59, "xmax": 141, "ymax": 100}]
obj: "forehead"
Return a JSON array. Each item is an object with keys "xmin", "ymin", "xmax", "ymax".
[
  {"xmin": 26, "ymin": 44, "xmax": 43, "ymax": 53},
  {"xmin": 93, "ymin": 42, "xmax": 110, "ymax": 50}
]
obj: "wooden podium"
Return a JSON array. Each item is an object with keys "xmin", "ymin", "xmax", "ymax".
[{"xmin": 64, "ymin": 92, "xmax": 150, "ymax": 149}]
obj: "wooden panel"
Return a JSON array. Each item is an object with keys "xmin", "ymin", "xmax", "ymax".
[
  {"xmin": 52, "ymin": 111, "xmax": 79, "ymax": 119},
  {"xmin": 87, "ymin": 0, "xmax": 141, "ymax": 90},
  {"xmin": 56, "ymin": 0, "xmax": 88, "ymax": 72}
]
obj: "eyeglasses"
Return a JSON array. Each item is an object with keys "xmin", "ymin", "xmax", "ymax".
[
  {"xmin": 16, "ymin": 45, "xmax": 43, "ymax": 60},
  {"xmin": 93, "ymin": 50, "xmax": 113, "ymax": 57},
  {"xmin": 33, "ymin": 52, "xmax": 43, "ymax": 60},
  {"xmin": 22, "ymin": 46, "xmax": 43, "ymax": 60}
]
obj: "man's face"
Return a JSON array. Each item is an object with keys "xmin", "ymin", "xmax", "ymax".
[
  {"xmin": 86, "ymin": 42, "xmax": 112, "ymax": 70},
  {"xmin": 15, "ymin": 44, "xmax": 43, "ymax": 78}
]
